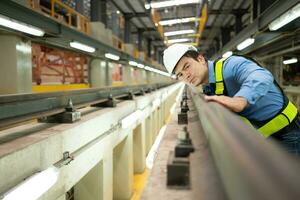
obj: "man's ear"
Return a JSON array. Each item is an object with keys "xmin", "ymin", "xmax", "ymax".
[{"xmin": 197, "ymin": 54, "xmax": 205, "ymax": 64}]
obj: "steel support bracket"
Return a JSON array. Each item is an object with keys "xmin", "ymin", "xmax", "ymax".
[
  {"xmin": 167, "ymin": 151, "xmax": 190, "ymax": 189},
  {"xmin": 175, "ymin": 127, "xmax": 194, "ymax": 157},
  {"xmin": 181, "ymin": 101, "xmax": 189, "ymax": 113},
  {"xmin": 178, "ymin": 112, "xmax": 188, "ymax": 124},
  {"xmin": 39, "ymin": 110, "xmax": 81, "ymax": 123}
]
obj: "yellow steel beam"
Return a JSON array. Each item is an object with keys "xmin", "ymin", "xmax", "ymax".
[
  {"xmin": 196, "ymin": 3, "xmax": 208, "ymax": 46},
  {"xmin": 32, "ymin": 84, "xmax": 90, "ymax": 93}
]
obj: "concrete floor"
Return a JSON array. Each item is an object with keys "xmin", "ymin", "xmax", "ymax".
[{"xmin": 141, "ymin": 97, "xmax": 227, "ymax": 200}]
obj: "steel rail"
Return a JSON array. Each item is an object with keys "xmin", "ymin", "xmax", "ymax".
[
  {"xmin": 189, "ymin": 86, "xmax": 300, "ymax": 200},
  {"xmin": 0, "ymin": 83, "xmax": 171, "ymax": 128}
]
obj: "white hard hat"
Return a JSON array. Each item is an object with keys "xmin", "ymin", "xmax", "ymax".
[{"xmin": 163, "ymin": 43, "xmax": 197, "ymax": 74}]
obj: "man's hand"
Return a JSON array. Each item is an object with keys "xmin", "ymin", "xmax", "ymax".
[{"xmin": 204, "ymin": 95, "xmax": 248, "ymax": 113}]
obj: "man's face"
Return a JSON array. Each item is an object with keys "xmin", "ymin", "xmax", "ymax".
[{"xmin": 174, "ymin": 54, "xmax": 208, "ymax": 87}]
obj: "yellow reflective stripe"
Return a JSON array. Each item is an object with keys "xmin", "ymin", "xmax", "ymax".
[
  {"xmin": 215, "ymin": 82, "xmax": 224, "ymax": 95},
  {"xmin": 215, "ymin": 58, "xmax": 225, "ymax": 82},
  {"xmin": 282, "ymin": 101, "xmax": 298, "ymax": 122},
  {"xmin": 215, "ymin": 57, "xmax": 226, "ymax": 95},
  {"xmin": 259, "ymin": 115, "xmax": 289, "ymax": 138},
  {"xmin": 258, "ymin": 101, "xmax": 298, "ymax": 138}
]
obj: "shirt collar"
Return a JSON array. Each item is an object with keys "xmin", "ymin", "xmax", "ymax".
[{"xmin": 207, "ymin": 60, "xmax": 215, "ymax": 83}]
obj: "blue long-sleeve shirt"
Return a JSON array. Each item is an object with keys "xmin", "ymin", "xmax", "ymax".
[{"xmin": 207, "ymin": 55, "xmax": 284, "ymax": 121}]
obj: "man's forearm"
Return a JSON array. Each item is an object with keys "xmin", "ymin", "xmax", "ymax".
[{"xmin": 204, "ymin": 95, "xmax": 248, "ymax": 112}]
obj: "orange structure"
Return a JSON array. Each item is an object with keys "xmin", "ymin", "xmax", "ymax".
[{"xmin": 32, "ymin": 43, "xmax": 88, "ymax": 85}]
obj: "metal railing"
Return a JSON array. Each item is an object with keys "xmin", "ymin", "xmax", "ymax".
[
  {"xmin": 28, "ymin": 0, "xmax": 91, "ymax": 34},
  {"xmin": 50, "ymin": 0, "xmax": 90, "ymax": 34},
  {"xmin": 189, "ymin": 86, "xmax": 300, "ymax": 200}
]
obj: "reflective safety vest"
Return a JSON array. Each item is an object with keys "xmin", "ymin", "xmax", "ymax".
[{"xmin": 214, "ymin": 56, "xmax": 298, "ymax": 138}]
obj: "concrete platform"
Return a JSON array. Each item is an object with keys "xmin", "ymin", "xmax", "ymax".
[{"xmin": 141, "ymin": 97, "xmax": 227, "ymax": 200}]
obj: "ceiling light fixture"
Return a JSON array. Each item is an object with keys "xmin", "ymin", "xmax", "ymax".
[
  {"xmin": 70, "ymin": 41, "xmax": 96, "ymax": 53},
  {"xmin": 283, "ymin": 58, "xmax": 298, "ymax": 65},
  {"xmin": 159, "ymin": 17, "xmax": 198, "ymax": 26},
  {"xmin": 0, "ymin": 14, "xmax": 45, "ymax": 36},
  {"xmin": 145, "ymin": 4, "xmax": 151, "ymax": 9},
  {"xmin": 237, "ymin": 38, "xmax": 255, "ymax": 51},
  {"xmin": 167, "ymin": 38, "xmax": 190, "ymax": 44},
  {"xmin": 147, "ymin": 0, "xmax": 201, "ymax": 9},
  {"xmin": 105, "ymin": 53, "xmax": 120, "ymax": 61},
  {"xmin": 222, "ymin": 51, "xmax": 233, "ymax": 58},
  {"xmin": 164, "ymin": 29, "xmax": 195, "ymax": 37},
  {"xmin": 129, "ymin": 61, "xmax": 138, "ymax": 66},
  {"xmin": 137, "ymin": 63, "xmax": 145, "ymax": 68},
  {"xmin": 269, "ymin": 3, "xmax": 300, "ymax": 31}
]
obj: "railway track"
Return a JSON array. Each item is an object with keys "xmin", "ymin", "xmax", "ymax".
[{"xmin": 0, "ymin": 83, "xmax": 172, "ymax": 129}]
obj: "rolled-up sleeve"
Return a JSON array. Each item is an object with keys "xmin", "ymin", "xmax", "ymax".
[{"xmin": 228, "ymin": 56, "xmax": 274, "ymax": 105}]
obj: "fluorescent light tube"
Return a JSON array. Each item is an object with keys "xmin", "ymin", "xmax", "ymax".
[
  {"xmin": 269, "ymin": 3, "xmax": 300, "ymax": 31},
  {"xmin": 164, "ymin": 29, "xmax": 195, "ymax": 36},
  {"xmin": 70, "ymin": 41, "xmax": 96, "ymax": 53},
  {"xmin": 105, "ymin": 53, "xmax": 120, "ymax": 61},
  {"xmin": 145, "ymin": 4, "xmax": 151, "ymax": 9},
  {"xmin": 129, "ymin": 61, "xmax": 138, "ymax": 66},
  {"xmin": 143, "ymin": 66, "xmax": 170, "ymax": 76},
  {"xmin": 237, "ymin": 38, "xmax": 255, "ymax": 50},
  {"xmin": 121, "ymin": 110, "xmax": 142, "ymax": 129},
  {"xmin": 148, "ymin": 0, "xmax": 201, "ymax": 9},
  {"xmin": 283, "ymin": 58, "xmax": 298, "ymax": 65},
  {"xmin": 0, "ymin": 14, "xmax": 44, "ymax": 36},
  {"xmin": 137, "ymin": 63, "xmax": 145, "ymax": 68},
  {"xmin": 159, "ymin": 17, "xmax": 197, "ymax": 26},
  {"xmin": 3, "ymin": 166, "xmax": 59, "ymax": 200},
  {"xmin": 144, "ymin": 66, "xmax": 152, "ymax": 71},
  {"xmin": 222, "ymin": 51, "xmax": 233, "ymax": 58},
  {"xmin": 167, "ymin": 38, "xmax": 190, "ymax": 44},
  {"xmin": 165, "ymin": 30, "xmax": 195, "ymax": 37}
]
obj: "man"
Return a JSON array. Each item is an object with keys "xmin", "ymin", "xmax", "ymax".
[{"xmin": 163, "ymin": 43, "xmax": 300, "ymax": 155}]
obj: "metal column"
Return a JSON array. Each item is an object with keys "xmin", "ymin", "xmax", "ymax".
[
  {"xmin": 153, "ymin": 46, "xmax": 157, "ymax": 61},
  {"xmin": 138, "ymin": 29, "xmax": 144, "ymax": 51},
  {"xmin": 157, "ymin": 49, "xmax": 163, "ymax": 64},
  {"xmin": 147, "ymin": 38, "xmax": 152, "ymax": 58},
  {"xmin": 221, "ymin": 27, "xmax": 231, "ymax": 47},
  {"xmin": 235, "ymin": 14, "xmax": 243, "ymax": 34},
  {"xmin": 124, "ymin": 15, "xmax": 131, "ymax": 43},
  {"xmin": 91, "ymin": 0, "xmax": 107, "ymax": 27},
  {"xmin": 111, "ymin": 10, "xmax": 119, "ymax": 36}
]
